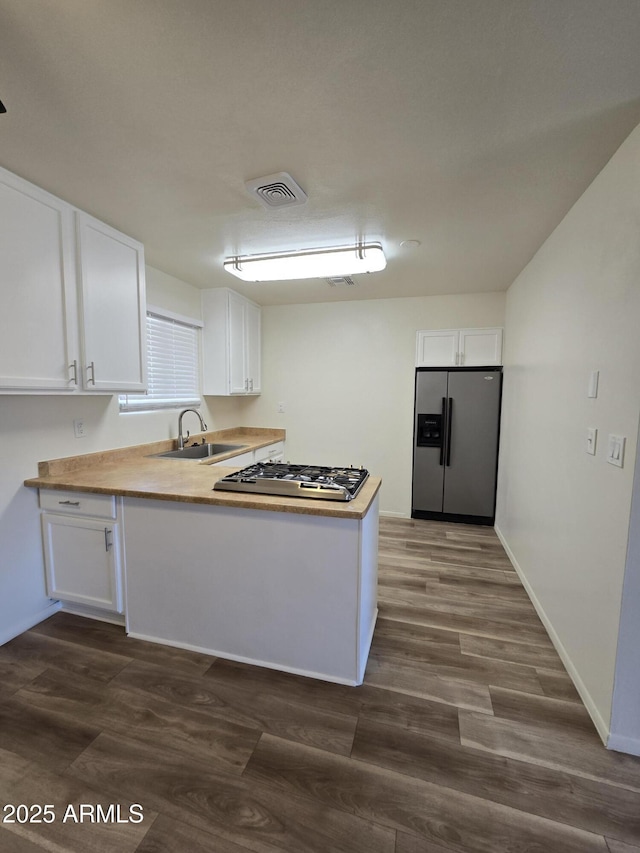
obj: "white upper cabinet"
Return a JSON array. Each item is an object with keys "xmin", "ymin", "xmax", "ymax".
[
  {"xmin": 76, "ymin": 213, "xmax": 147, "ymax": 392},
  {"xmin": 0, "ymin": 168, "xmax": 79, "ymax": 391},
  {"xmin": 201, "ymin": 288, "xmax": 261, "ymax": 396},
  {"xmin": 416, "ymin": 327, "xmax": 503, "ymax": 367},
  {"xmin": 0, "ymin": 166, "xmax": 147, "ymax": 394}
]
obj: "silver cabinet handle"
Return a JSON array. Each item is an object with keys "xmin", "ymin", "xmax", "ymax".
[
  {"xmin": 59, "ymin": 500, "xmax": 80, "ymax": 506},
  {"xmin": 104, "ymin": 528, "xmax": 113, "ymax": 552},
  {"xmin": 249, "ymin": 378, "xmax": 253, "ymax": 391},
  {"xmin": 69, "ymin": 360, "xmax": 78, "ymax": 385},
  {"xmin": 87, "ymin": 361, "xmax": 96, "ymax": 385}
]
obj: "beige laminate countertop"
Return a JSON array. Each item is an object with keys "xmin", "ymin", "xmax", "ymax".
[{"xmin": 24, "ymin": 427, "xmax": 381, "ymax": 520}]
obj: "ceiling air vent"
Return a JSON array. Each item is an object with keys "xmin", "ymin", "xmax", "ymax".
[
  {"xmin": 245, "ymin": 172, "xmax": 308, "ymax": 209},
  {"xmin": 327, "ymin": 276, "xmax": 356, "ymax": 287}
]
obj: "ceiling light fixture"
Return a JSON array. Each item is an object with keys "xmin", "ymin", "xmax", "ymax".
[{"xmin": 223, "ymin": 242, "xmax": 386, "ymax": 282}]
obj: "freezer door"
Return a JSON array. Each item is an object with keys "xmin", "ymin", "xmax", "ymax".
[
  {"xmin": 412, "ymin": 371, "xmax": 448, "ymax": 513},
  {"xmin": 443, "ymin": 370, "xmax": 501, "ymax": 517}
]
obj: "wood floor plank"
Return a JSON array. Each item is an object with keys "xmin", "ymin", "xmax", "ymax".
[
  {"xmin": 374, "ymin": 616, "xmax": 461, "ymax": 647},
  {"xmin": 17, "ymin": 667, "xmax": 261, "ymax": 775},
  {"xmin": 368, "ymin": 637, "xmax": 545, "ymax": 696},
  {"xmin": 379, "ymin": 554, "xmax": 512, "ymax": 578},
  {"xmin": 489, "ymin": 686, "xmax": 597, "ymax": 736},
  {"xmin": 395, "ymin": 832, "xmax": 461, "ymax": 853},
  {"xmin": 0, "ymin": 829, "xmax": 45, "ymax": 853},
  {"xmin": 0, "ymin": 695, "xmax": 102, "ymax": 772},
  {"xmin": 378, "ymin": 585, "xmax": 543, "ymax": 624},
  {"xmin": 203, "ymin": 656, "xmax": 363, "ymax": 717},
  {"xmin": 377, "ymin": 600, "xmax": 553, "ymax": 647},
  {"xmin": 134, "ymin": 813, "xmax": 260, "ymax": 853},
  {"xmin": 351, "ymin": 717, "xmax": 640, "ymax": 846},
  {"xmin": 363, "ymin": 654, "xmax": 493, "ymax": 711},
  {"xmin": 111, "ymin": 659, "xmax": 359, "ymax": 756},
  {"xmin": 244, "ymin": 732, "xmax": 609, "ymax": 853},
  {"xmin": 68, "ymin": 731, "xmax": 396, "ymax": 853},
  {"xmin": 0, "ymin": 747, "xmax": 155, "ymax": 852},
  {"xmin": 459, "ymin": 710, "xmax": 640, "ymax": 792},
  {"xmin": 0, "ymin": 657, "xmax": 48, "ymax": 702},
  {"xmin": 357, "ymin": 691, "xmax": 461, "ymax": 743},
  {"xmin": 606, "ymin": 840, "xmax": 640, "ymax": 852},
  {"xmin": 0, "ymin": 631, "xmax": 131, "ymax": 683},
  {"xmin": 426, "ymin": 548, "xmax": 515, "ymax": 571},
  {"xmin": 537, "ymin": 667, "xmax": 583, "ymax": 702},
  {"xmin": 30, "ymin": 612, "xmax": 216, "ymax": 676},
  {"xmin": 459, "ymin": 634, "xmax": 564, "ymax": 671}
]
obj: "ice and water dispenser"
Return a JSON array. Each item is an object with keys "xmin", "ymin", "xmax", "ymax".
[{"xmin": 416, "ymin": 413, "xmax": 443, "ymax": 448}]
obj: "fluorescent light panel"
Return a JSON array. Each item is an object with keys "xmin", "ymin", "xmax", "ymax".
[{"xmin": 223, "ymin": 243, "xmax": 386, "ymax": 282}]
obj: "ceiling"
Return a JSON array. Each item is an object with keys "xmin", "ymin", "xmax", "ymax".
[{"xmin": 1, "ymin": 1, "xmax": 640, "ymax": 306}]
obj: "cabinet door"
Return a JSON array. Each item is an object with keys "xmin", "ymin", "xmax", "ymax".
[
  {"xmin": 0, "ymin": 168, "xmax": 79, "ymax": 391},
  {"xmin": 227, "ymin": 290, "xmax": 248, "ymax": 394},
  {"xmin": 76, "ymin": 213, "xmax": 147, "ymax": 392},
  {"xmin": 41, "ymin": 513, "xmax": 123, "ymax": 612},
  {"xmin": 416, "ymin": 330, "xmax": 459, "ymax": 367},
  {"xmin": 459, "ymin": 328, "xmax": 503, "ymax": 366},
  {"xmin": 245, "ymin": 299, "xmax": 261, "ymax": 393}
]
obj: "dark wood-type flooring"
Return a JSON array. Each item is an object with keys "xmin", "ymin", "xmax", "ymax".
[{"xmin": 1, "ymin": 517, "xmax": 639, "ymax": 852}]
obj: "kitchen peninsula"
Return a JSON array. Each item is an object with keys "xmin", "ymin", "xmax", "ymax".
[{"xmin": 24, "ymin": 428, "xmax": 381, "ymax": 686}]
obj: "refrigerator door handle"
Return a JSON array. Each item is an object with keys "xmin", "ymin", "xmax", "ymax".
[
  {"xmin": 446, "ymin": 397, "xmax": 453, "ymax": 466},
  {"xmin": 439, "ymin": 397, "xmax": 447, "ymax": 466}
]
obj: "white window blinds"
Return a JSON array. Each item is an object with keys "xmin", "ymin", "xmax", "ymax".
[{"xmin": 119, "ymin": 310, "xmax": 201, "ymax": 412}]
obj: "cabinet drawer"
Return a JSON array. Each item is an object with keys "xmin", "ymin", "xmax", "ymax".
[{"xmin": 39, "ymin": 489, "xmax": 116, "ymax": 519}]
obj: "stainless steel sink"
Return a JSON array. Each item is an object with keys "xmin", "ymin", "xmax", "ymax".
[{"xmin": 152, "ymin": 443, "xmax": 247, "ymax": 460}]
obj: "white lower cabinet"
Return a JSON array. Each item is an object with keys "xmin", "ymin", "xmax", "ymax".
[
  {"xmin": 253, "ymin": 441, "xmax": 285, "ymax": 463},
  {"xmin": 211, "ymin": 441, "xmax": 285, "ymax": 468},
  {"xmin": 40, "ymin": 490, "xmax": 124, "ymax": 614}
]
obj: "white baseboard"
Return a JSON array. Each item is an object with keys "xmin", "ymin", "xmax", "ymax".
[
  {"xmin": 0, "ymin": 600, "xmax": 61, "ymax": 646},
  {"xmin": 60, "ymin": 603, "xmax": 126, "ymax": 627},
  {"xmin": 494, "ymin": 524, "xmax": 611, "ymax": 748},
  {"xmin": 126, "ymin": 630, "xmax": 362, "ymax": 686},
  {"xmin": 607, "ymin": 731, "xmax": 640, "ymax": 757},
  {"xmin": 380, "ymin": 511, "xmax": 410, "ymax": 518}
]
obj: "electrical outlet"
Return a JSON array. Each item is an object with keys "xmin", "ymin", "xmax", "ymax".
[
  {"xmin": 73, "ymin": 419, "xmax": 87, "ymax": 438},
  {"xmin": 277, "ymin": 402, "xmax": 286, "ymax": 414}
]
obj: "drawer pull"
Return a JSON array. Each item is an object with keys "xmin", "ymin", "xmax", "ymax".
[
  {"xmin": 104, "ymin": 528, "xmax": 113, "ymax": 552},
  {"xmin": 58, "ymin": 500, "xmax": 81, "ymax": 507}
]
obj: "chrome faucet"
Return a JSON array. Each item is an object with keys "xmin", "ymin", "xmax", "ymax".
[{"xmin": 177, "ymin": 408, "xmax": 208, "ymax": 450}]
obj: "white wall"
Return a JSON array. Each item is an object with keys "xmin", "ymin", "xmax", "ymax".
[
  {"xmin": 0, "ymin": 266, "xmax": 242, "ymax": 644},
  {"xmin": 496, "ymin": 124, "xmax": 640, "ymax": 745},
  {"xmin": 241, "ymin": 292, "xmax": 505, "ymax": 516}
]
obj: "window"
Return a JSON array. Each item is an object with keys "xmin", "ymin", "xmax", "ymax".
[{"xmin": 119, "ymin": 308, "xmax": 202, "ymax": 412}]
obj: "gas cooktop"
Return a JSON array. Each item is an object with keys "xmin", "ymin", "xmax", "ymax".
[{"xmin": 213, "ymin": 462, "xmax": 369, "ymax": 502}]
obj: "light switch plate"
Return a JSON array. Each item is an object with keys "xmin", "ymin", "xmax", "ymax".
[
  {"xmin": 588, "ymin": 370, "xmax": 599, "ymax": 398},
  {"xmin": 586, "ymin": 427, "xmax": 597, "ymax": 455},
  {"xmin": 607, "ymin": 434, "xmax": 625, "ymax": 468}
]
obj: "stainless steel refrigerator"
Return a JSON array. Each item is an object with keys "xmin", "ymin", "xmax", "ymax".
[{"xmin": 412, "ymin": 367, "xmax": 502, "ymax": 524}]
